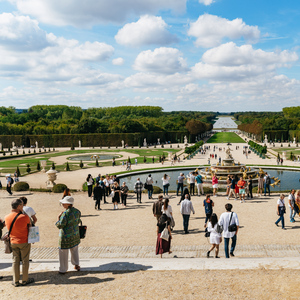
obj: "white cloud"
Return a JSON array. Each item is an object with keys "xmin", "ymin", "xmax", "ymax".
[
  {"xmin": 192, "ymin": 42, "xmax": 298, "ymax": 81},
  {"xmin": 112, "ymin": 57, "xmax": 125, "ymax": 65},
  {"xmin": 8, "ymin": 0, "xmax": 187, "ymax": 27},
  {"xmin": 0, "ymin": 13, "xmax": 51, "ymax": 51},
  {"xmin": 133, "ymin": 47, "xmax": 188, "ymax": 74},
  {"xmin": 115, "ymin": 15, "xmax": 178, "ymax": 47},
  {"xmin": 188, "ymin": 14, "xmax": 260, "ymax": 48},
  {"xmin": 198, "ymin": 0, "xmax": 214, "ymax": 5}
]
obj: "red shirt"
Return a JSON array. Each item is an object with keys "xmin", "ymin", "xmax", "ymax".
[{"xmin": 5, "ymin": 212, "xmax": 30, "ymax": 244}]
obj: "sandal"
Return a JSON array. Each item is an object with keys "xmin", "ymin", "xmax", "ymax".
[
  {"xmin": 74, "ymin": 265, "xmax": 80, "ymax": 271},
  {"xmin": 22, "ymin": 278, "xmax": 34, "ymax": 286}
]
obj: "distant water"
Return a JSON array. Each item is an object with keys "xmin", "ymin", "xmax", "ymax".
[{"xmin": 213, "ymin": 117, "xmax": 238, "ymax": 131}]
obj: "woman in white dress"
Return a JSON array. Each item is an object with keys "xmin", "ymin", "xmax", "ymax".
[
  {"xmin": 207, "ymin": 213, "xmax": 222, "ymax": 258},
  {"xmin": 161, "ymin": 198, "xmax": 174, "ymax": 229}
]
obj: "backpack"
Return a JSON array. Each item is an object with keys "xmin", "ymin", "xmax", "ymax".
[
  {"xmin": 10, "ymin": 177, "xmax": 14, "ymax": 185},
  {"xmin": 266, "ymin": 176, "xmax": 271, "ymax": 185}
]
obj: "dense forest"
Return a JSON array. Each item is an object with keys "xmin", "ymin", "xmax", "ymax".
[
  {"xmin": 235, "ymin": 106, "xmax": 300, "ymax": 141},
  {"xmin": 0, "ymin": 105, "xmax": 215, "ymax": 135}
]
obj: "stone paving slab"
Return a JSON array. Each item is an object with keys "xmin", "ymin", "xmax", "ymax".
[{"xmin": 1, "ymin": 244, "xmax": 300, "ymax": 260}]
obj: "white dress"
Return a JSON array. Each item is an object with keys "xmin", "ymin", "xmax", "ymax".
[{"xmin": 207, "ymin": 222, "xmax": 222, "ymax": 245}]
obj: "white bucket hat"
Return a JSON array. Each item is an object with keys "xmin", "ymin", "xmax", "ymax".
[{"xmin": 60, "ymin": 196, "xmax": 74, "ymax": 205}]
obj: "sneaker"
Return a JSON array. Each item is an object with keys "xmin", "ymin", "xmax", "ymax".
[
  {"xmin": 275, "ymin": 222, "xmax": 278, "ymax": 227},
  {"xmin": 240, "ymin": 201, "xmax": 243, "ymax": 203},
  {"xmin": 230, "ymin": 252, "xmax": 235, "ymax": 257},
  {"xmin": 226, "ymin": 197, "xmax": 229, "ymax": 200},
  {"xmin": 207, "ymin": 251, "xmax": 210, "ymax": 258}
]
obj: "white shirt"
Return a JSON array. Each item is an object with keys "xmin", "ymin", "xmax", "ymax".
[
  {"xmin": 162, "ymin": 205, "xmax": 172, "ymax": 218},
  {"xmin": 187, "ymin": 174, "xmax": 195, "ymax": 184},
  {"xmin": 146, "ymin": 177, "xmax": 153, "ymax": 185},
  {"xmin": 162, "ymin": 176, "xmax": 170, "ymax": 186},
  {"xmin": 218, "ymin": 211, "xmax": 239, "ymax": 238},
  {"xmin": 277, "ymin": 198, "xmax": 285, "ymax": 207},
  {"xmin": 180, "ymin": 199, "xmax": 195, "ymax": 215},
  {"xmin": 288, "ymin": 193, "xmax": 295, "ymax": 207},
  {"xmin": 23, "ymin": 206, "xmax": 36, "ymax": 218}
]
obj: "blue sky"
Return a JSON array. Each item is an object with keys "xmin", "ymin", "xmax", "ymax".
[{"xmin": 0, "ymin": 0, "xmax": 299, "ymax": 112}]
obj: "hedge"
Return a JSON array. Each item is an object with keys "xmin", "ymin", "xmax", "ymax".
[{"xmin": 13, "ymin": 182, "xmax": 30, "ymax": 191}]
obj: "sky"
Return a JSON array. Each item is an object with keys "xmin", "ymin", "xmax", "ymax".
[{"xmin": 0, "ymin": 0, "xmax": 299, "ymax": 112}]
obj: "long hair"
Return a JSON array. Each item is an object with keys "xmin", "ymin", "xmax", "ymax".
[
  {"xmin": 164, "ymin": 174, "xmax": 168, "ymax": 180},
  {"xmin": 164, "ymin": 198, "xmax": 169, "ymax": 210},
  {"xmin": 210, "ymin": 213, "xmax": 218, "ymax": 228},
  {"xmin": 159, "ymin": 213, "xmax": 168, "ymax": 225}
]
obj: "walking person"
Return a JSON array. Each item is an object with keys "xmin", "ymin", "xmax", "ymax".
[
  {"xmin": 145, "ymin": 174, "xmax": 154, "ymax": 199},
  {"xmin": 180, "ymin": 194, "xmax": 195, "ymax": 234},
  {"xmin": 121, "ymin": 182, "xmax": 129, "ymax": 207},
  {"xmin": 288, "ymin": 189, "xmax": 296, "ymax": 223},
  {"xmin": 187, "ymin": 171, "xmax": 196, "ymax": 196},
  {"xmin": 247, "ymin": 176, "xmax": 253, "ymax": 199},
  {"xmin": 195, "ymin": 171, "xmax": 204, "ymax": 196},
  {"xmin": 212, "ymin": 174, "xmax": 218, "ymax": 197},
  {"xmin": 218, "ymin": 203, "xmax": 239, "ymax": 258},
  {"xmin": 264, "ymin": 172, "xmax": 271, "ymax": 196},
  {"xmin": 275, "ymin": 194, "xmax": 286, "ymax": 229},
  {"xmin": 99, "ymin": 176, "xmax": 107, "ymax": 203},
  {"xmin": 112, "ymin": 181, "xmax": 121, "ymax": 210},
  {"xmin": 227, "ymin": 175, "xmax": 237, "ymax": 200},
  {"xmin": 6, "ymin": 174, "xmax": 13, "ymax": 195},
  {"xmin": 55, "ymin": 196, "xmax": 81, "ymax": 274},
  {"xmin": 178, "ymin": 187, "xmax": 190, "ymax": 205},
  {"xmin": 161, "ymin": 197, "xmax": 175, "ymax": 229},
  {"xmin": 153, "ymin": 195, "xmax": 164, "ymax": 221},
  {"xmin": 176, "ymin": 173, "xmax": 185, "ymax": 196},
  {"xmin": 86, "ymin": 174, "xmax": 94, "ymax": 198},
  {"xmin": 206, "ymin": 213, "xmax": 222, "ymax": 258},
  {"xmin": 156, "ymin": 214, "xmax": 172, "ymax": 258},
  {"xmin": 92, "ymin": 182, "xmax": 102, "ymax": 210},
  {"xmin": 134, "ymin": 178, "xmax": 144, "ymax": 203},
  {"xmin": 162, "ymin": 174, "xmax": 170, "ymax": 196},
  {"xmin": 203, "ymin": 194, "xmax": 214, "ymax": 228},
  {"xmin": 4, "ymin": 198, "xmax": 34, "ymax": 286},
  {"xmin": 225, "ymin": 175, "xmax": 231, "ymax": 197}
]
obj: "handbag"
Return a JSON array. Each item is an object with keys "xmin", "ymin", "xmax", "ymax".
[
  {"xmin": 228, "ymin": 212, "xmax": 237, "ymax": 232},
  {"xmin": 79, "ymin": 221, "xmax": 87, "ymax": 239},
  {"xmin": 205, "ymin": 227, "xmax": 210, "ymax": 237},
  {"xmin": 160, "ymin": 222, "xmax": 169, "ymax": 241},
  {"xmin": 28, "ymin": 226, "xmax": 40, "ymax": 243},
  {"xmin": 216, "ymin": 224, "xmax": 223, "ymax": 234},
  {"xmin": 1, "ymin": 212, "xmax": 22, "ymax": 254}
]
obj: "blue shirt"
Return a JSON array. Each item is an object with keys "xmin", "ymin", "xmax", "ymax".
[{"xmin": 196, "ymin": 175, "xmax": 203, "ymax": 184}]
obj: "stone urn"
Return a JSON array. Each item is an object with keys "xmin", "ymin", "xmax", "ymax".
[
  {"xmin": 40, "ymin": 160, "xmax": 47, "ymax": 172},
  {"xmin": 46, "ymin": 168, "xmax": 57, "ymax": 188}
]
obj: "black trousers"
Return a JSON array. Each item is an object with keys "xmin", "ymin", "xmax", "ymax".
[
  {"xmin": 137, "ymin": 192, "xmax": 142, "ymax": 203},
  {"xmin": 190, "ymin": 183, "xmax": 195, "ymax": 195},
  {"xmin": 7, "ymin": 185, "xmax": 12, "ymax": 195},
  {"xmin": 95, "ymin": 197, "xmax": 101, "ymax": 209},
  {"xmin": 121, "ymin": 194, "xmax": 128, "ymax": 206}
]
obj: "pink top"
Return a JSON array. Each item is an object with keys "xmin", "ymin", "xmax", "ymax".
[{"xmin": 212, "ymin": 176, "xmax": 218, "ymax": 185}]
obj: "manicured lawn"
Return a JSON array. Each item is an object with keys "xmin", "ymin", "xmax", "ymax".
[{"xmin": 206, "ymin": 132, "xmax": 246, "ymax": 143}]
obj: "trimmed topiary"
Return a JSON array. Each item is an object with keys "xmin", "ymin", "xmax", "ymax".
[
  {"xmin": 52, "ymin": 183, "xmax": 68, "ymax": 193},
  {"xmin": 79, "ymin": 160, "xmax": 84, "ymax": 168},
  {"xmin": 13, "ymin": 182, "xmax": 30, "ymax": 192},
  {"xmin": 26, "ymin": 164, "xmax": 31, "ymax": 173}
]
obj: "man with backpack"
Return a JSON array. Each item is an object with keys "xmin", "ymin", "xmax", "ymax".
[
  {"xmin": 264, "ymin": 172, "xmax": 271, "ymax": 196},
  {"xmin": 6, "ymin": 174, "xmax": 13, "ymax": 195},
  {"xmin": 195, "ymin": 172, "xmax": 204, "ymax": 196}
]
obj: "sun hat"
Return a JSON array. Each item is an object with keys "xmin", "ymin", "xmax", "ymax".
[{"xmin": 60, "ymin": 196, "xmax": 74, "ymax": 205}]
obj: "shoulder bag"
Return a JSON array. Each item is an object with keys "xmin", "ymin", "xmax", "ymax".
[
  {"xmin": 228, "ymin": 212, "xmax": 237, "ymax": 232},
  {"xmin": 79, "ymin": 220, "xmax": 87, "ymax": 239},
  {"xmin": 160, "ymin": 222, "xmax": 169, "ymax": 241},
  {"xmin": 1, "ymin": 212, "xmax": 22, "ymax": 254}
]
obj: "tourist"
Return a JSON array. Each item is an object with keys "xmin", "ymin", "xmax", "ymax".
[
  {"xmin": 121, "ymin": 182, "xmax": 129, "ymax": 207},
  {"xmin": 288, "ymin": 189, "xmax": 296, "ymax": 223},
  {"xmin": 178, "ymin": 187, "xmax": 190, "ymax": 205},
  {"xmin": 62, "ymin": 188, "xmax": 71, "ymax": 199},
  {"xmin": 187, "ymin": 171, "xmax": 196, "ymax": 196},
  {"xmin": 92, "ymin": 182, "xmax": 102, "ymax": 210},
  {"xmin": 112, "ymin": 158, "xmax": 116, "ymax": 166},
  {"xmin": 134, "ymin": 178, "xmax": 143, "ymax": 203},
  {"xmin": 95, "ymin": 174, "xmax": 101, "ymax": 183},
  {"xmin": 195, "ymin": 171, "xmax": 204, "ymax": 196},
  {"xmin": 247, "ymin": 176, "xmax": 253, "ymax": 199},
  {"xmin": 227, "ymin": 175, "xmax": 237, "ymax": 200},
  {"xmin": 212, "ymin": 173, "xmax": 218, "ymax": 197},
  {"xmin": 234, "ymin": 175, "xmax": 239, "ymax": 196},
  {"xmin": 55, "ymin": 196, "xmax": 81, "ymax": 274},
  {"xmin": 203, "ymin": 194, "xmax": 214, "ymax": 228},
  {"xmin": 226, "ymin": 175, "xmax": 231, "ymax": 197},
  {"xmin": 135, "ymin": 158, "xmax": 138, "ymax": 165},
  {"xmin": 156, "ymin": 214, "xmax": 172, "ymax": 258},
  {"xmin": 20, "ymin": 197, "xmax": 37, "ymax": 225},
  {"xmin": 295, "ymin": 190, "xmax": 300, "ymax": 215},
  {"xmin": 180, "ymin": 194, "xmax": 195, "ymax": 234},
  {"xmin": 264, "ymin": 172, "xmax": 271, "ymax": 196},
  {"xmin": 113, "ymin": 175, "xmax": 120, "ymax": 185},
  {"xmin": 6, "ymin": 174, "xmax": 13, "ymax": 195},
  {"xmin": 112, "ymin": 181, "xmax": 121, "ymax": 210},
  {"xmin": 153, "ymin": 195, "xmax": 164, "ymax": 221},
  {"xmin": 237, "ymin": 176, "xmax": 246, "ymax": 203},
  {"xmin": 257, "ymin": 173, "xmax": 264, "ymax": 197},
  {"xmin": 162, "ymin": 174, "xmax": 170, "ymax": 196},
  {"xmin": 99, "ymin": 176, "xmax": 107, "ymax": 203},
  {"xmin": 218, "ymin": 203, "xmax": 239, "ymax": 258},
  {"xmin": 4, "ymin": 198, "xmax": 34, "ymax": 286},
  {"xmin": 275, "ymin": 194, "xmax": 286, "ymax": 229},
  {"xmin": 177, "ymin": 173, "xmax": 185, "ymax": 196},
  {"xmin": 86, "ymin": 174, "xmax": 94, "ymax": 197},
  {"xmin": 14, "ymin": 170, "xmax": 19, "ymax": 183},
  {"xmin": 206, "ymin": 213, "xmax": 222, "ymax": 258},
  {"xmin": 161, "ymin": 198, "xmax": 174, "ymax": 228},
  {"xmin": 145, "ymin": 174, "xmax": 154, "ymax": 199},
  {"xmin": 104, "ymin": 175, "xmax": 110, "ymax": 197}
]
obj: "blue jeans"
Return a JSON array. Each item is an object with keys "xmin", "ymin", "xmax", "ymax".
[
  {"xmin": 163, "ymin": 185, "xmax": 169, "ymax": 195},
  {"xmin": 177, "ymin": 183, "xmax": 183, "ymax": 196},
  {"xmin": 224, "ymin": 234, "xmax": 237, "ymax": 258},
  {"xmin": 147, "ymin": 187, "xmax": 153, "ymax": 199},
  {"xmin": 182, "ymin": 214, "xmax": 190, "ymax": 233},
  {"xmin": 289, "ymin": 206, "xmax": 296, "ymax": 220},
  {"xmin": 276, "ymin": 208, "xmax": 285, "ymax": 228},
  {"xmin": 264, "ymin": 184, "xmax": 270, "ymax": 196}
]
